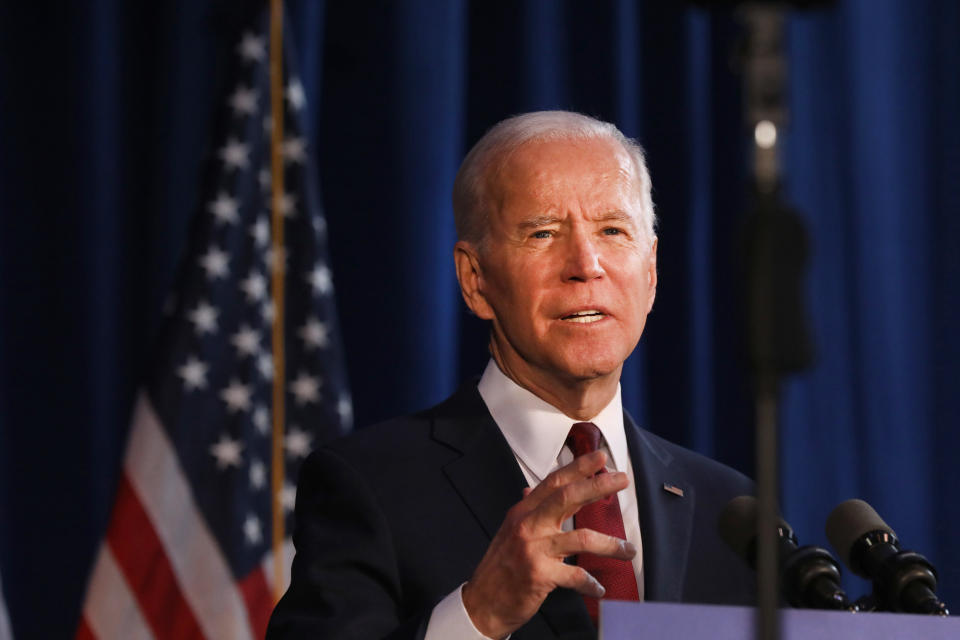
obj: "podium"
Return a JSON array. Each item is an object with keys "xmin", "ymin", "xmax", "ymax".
[{"xmin": 600, "ymin": 601, "xmax": 958, "ymax": 640}]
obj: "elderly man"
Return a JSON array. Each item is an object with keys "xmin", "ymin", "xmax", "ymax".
[{"xmin": 267, "ymin": 111, "xmax": 754, "ymax": 640}]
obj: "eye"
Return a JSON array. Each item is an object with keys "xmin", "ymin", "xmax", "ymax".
[
  {"xmin": 602, "ymin": 227, "xmax": 623, "ymax": 236},
  {"xmin": 531, "ymin": 230, "xmax": 553, "ymax": 239}
]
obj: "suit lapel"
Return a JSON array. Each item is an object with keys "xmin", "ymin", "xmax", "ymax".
[
  {"xmin": 433, "ymin": 382, "xmax": 528, "ymax": 538},
  {"xmin": 624, "ymin": 413, "xmax": 695, "ymax": 602},
  {"xmin": 431, "ymin": 382, "xmax": 593, "ymax": 638}
]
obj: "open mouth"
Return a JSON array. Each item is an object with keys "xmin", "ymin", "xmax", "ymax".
[{"xmin": 561, "ymin": 310, "xmax": 606, "ymax": 324}]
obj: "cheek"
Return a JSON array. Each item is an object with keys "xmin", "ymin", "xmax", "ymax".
[
  {"xmin": 616, "ymin": 268, "xmax": 655, "ymax": 322},
  {"xmin": 499, "ymin": 261, "xmax": 549, "ymax": 302},
  {"xmin": 483, "ymin": 268, "xmax": 542, "ymax": 323}
]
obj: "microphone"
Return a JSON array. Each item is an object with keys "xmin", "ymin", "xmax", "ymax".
[
  {"xmin": 825, "ymin": 499, "xmax": 949, "ymax": 616},
  {"xmin": 719, "ymin": 496, "xmax": 851, "ymax": 610}
]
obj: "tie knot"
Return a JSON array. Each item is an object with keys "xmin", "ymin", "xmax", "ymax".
[{"xmin": 566, "ymin": 422, "xmax": 602, "ymax": 457}]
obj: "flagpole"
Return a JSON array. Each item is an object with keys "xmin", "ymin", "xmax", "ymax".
[{"xmin": 268, "ymin": 0, "xmax": 287, "ymax": 603}]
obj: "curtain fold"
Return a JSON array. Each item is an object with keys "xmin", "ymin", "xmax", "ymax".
[{"xmin": 781, "ymin": 0, "xmax": 959, "ymax": 596}]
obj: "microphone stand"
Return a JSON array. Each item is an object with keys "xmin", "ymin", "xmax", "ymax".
[
  {"xmin": 687, "ymin": 3, "xmax": 834, "ymax": 637},
  {"xmin": 754, "ymin": 372, "xmax": 781, "ymax": 640},
  {"xmin": 736, "ymin": 5, "xmax": 816, "ymax": 640}
]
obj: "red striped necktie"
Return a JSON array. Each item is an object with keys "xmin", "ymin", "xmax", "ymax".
[{"xmin": 566, "ymin": 421, "xmax": 640, "ymax": 624}]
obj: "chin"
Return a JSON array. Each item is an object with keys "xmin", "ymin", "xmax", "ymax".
[
  {"xmin": 565, "ymin": 338, "xmax": 644, "ymax": 380},
  {"xmin": 553, "ymin": 351, "xmax": 625, "ymax": 382}
]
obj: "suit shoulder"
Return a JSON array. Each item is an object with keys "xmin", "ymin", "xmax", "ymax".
[
  {"xmin": 327, "ymin": 410, "xmax": 432, "ymax": 456},
  {"xmin": 305, "ymin": 412, "xmax": 434, "ymax": 483},
  {"xmin": 308, "ymin": 383, "xmax": 478, "ymax": 474},
  {"xmin": 638, "ymin": 427, "xmax": 754, "ymax": 496}
]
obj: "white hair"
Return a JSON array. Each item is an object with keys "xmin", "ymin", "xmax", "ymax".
[{"xmin": 452, "ymin": 110, "xmax": 657, "ymax": 250}]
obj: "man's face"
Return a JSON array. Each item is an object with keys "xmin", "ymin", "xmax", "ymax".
[{"xmin": 458, "ymin": 136, "xmax": 657, "ymax": 389}]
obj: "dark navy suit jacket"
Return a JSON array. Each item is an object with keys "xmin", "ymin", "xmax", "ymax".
[{"xmin": 267, "ymin": 380, "xmax": 755, "ymax": 639}]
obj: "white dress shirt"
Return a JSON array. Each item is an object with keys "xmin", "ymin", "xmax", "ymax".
[{"xmin": 425, "ymin": 361, "xmax": 644, "ymax": 639}]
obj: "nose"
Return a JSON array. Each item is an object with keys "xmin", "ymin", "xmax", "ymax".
[{"xmin": 562, "ymin": 228, "xmax": 604, "ymax": 282}]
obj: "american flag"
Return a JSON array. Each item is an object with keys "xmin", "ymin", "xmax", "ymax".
[{"xmin": 76, "ymin": 15, "xmax": 350, "ymax": 640}]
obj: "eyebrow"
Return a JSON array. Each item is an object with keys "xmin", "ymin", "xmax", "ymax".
[
  {"xmin": 515, "ymin": 210, "xmax": 634, "ymax": 230},
  {"xmin": 516, "ymin": 215, "xmax": 563, "ymax": 230},
  {"xmin": 594, "ymin": 210, "xmax": 633, "ymax": 223}
]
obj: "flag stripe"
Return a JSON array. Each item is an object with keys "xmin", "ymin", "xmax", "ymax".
[
  {"xmin": 238, "ymin": 566, "xmax": 272, "ymax": 639},
  {"xmin": 107, "ymin": 473, "xmax": 206, "ymax": 639},
  {"xmin": 81, "ymin": 545, "xmax": 154, "ymax": 640},
  {"xmin": 125, "ymin": 394, "xmax": 254, "ymax": 640},
  {"xmin": 76, "ymin": 618, "xmax": 95, "ymax": 640},
  {"xmin": 0, "ymin": 569, "xmax": 13, "ymax": 640},
  {"xmin": 261, "ymin": 537, "xmax": 295, "ymax": 592}
]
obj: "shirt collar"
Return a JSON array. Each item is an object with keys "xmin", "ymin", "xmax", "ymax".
[{"xmin": 476, "ymin": 359, "xmax": 627, "ymax": 482}]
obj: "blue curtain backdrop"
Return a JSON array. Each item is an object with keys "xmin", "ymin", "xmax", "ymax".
[{"xmin": 0, "ymin": 1, "xmax": 957, "ymax": 636}]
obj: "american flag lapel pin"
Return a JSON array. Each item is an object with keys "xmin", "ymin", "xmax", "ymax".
[{"xmin": 662, "ymin": 482, "xmax": 684, "ymax": 498}]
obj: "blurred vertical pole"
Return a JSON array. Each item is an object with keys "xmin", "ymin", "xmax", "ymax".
[
  {"xmin": 739, "ymin": 6, "xmax": 788, "ymax": 640},
  {"xmin": 268, "ymin": 0, "xmax": 287, "ymax": 602}
]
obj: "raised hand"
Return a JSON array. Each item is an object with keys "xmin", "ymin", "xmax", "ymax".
[{"xmin": 461, "ymin": 451, "xmax": 636, "ymax": 639}]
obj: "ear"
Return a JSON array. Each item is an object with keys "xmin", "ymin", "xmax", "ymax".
[
  {"xmin": 454, "ymin": 240, "xmax": 495, "ymax": 320},
  {"xmin": 645, "ymin": 237, "xmax": 658, "ymax": 313}
]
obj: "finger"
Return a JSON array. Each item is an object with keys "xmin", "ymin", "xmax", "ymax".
[
  {"xmin": 536, "ymin": 469, "xmax": 630, "ymax": 524},
  {"xmin": 553, "ymin": 563, "xmax": 606, "ymax": 599},
  {"xmin": 547, "ymin": 528, "xmax": 637, "ymax": 561},
  {"xmin": 523, "ymin": 451, "xmax": 608, "ymax": 510}
]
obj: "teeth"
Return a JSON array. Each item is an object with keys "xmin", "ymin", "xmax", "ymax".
[{"xmin": 563, "ymin": 311, "xmax": 605, "ymax": 324}]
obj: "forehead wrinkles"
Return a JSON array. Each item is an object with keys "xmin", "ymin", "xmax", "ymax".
[{"xmin": 501, "ymin": 136, "xmax": 634, "ymax": 190}]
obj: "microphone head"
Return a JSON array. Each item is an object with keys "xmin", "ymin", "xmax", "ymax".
[
  {"xmin": 825, "ymin": 499, "xmax": 896, "ymax": 570},
  {"xmin": 718, "ymin": 495, "xmax": 794, "ymax": 562},
  {"xmin": 718, "ymin": 495, "xmax": 760, "ymax": 559}
]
